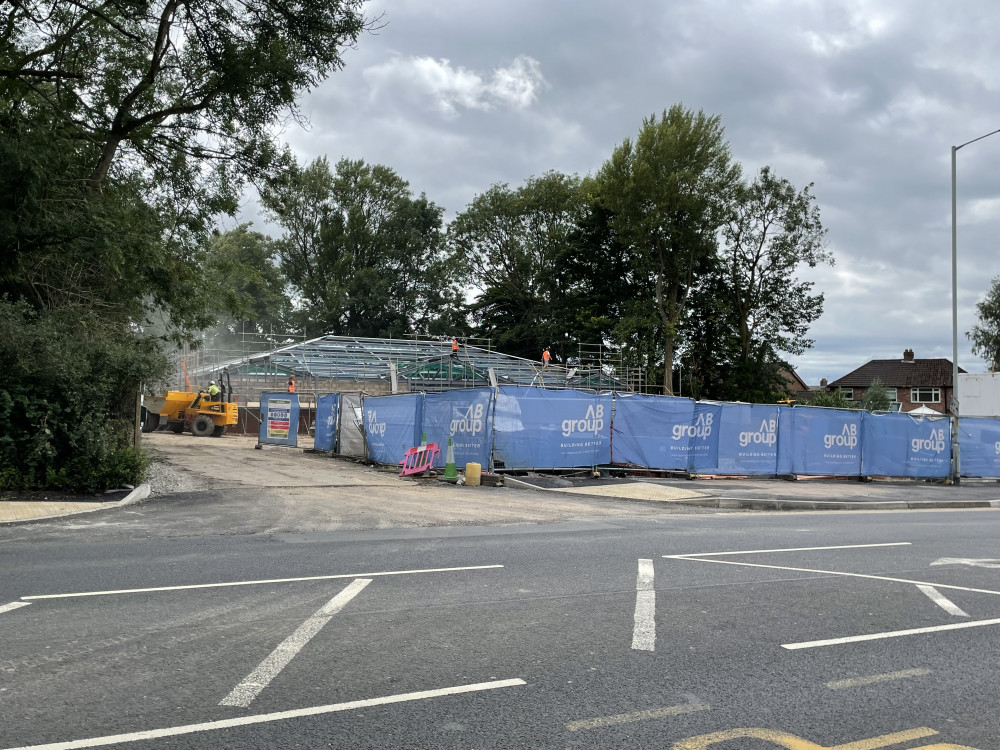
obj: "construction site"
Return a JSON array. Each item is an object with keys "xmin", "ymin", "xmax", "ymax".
[{"xmin": 163, "ymin": 333, "xmax": 646, "ymax": 436}]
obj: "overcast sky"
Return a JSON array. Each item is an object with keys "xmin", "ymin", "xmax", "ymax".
[{"xmin": 238, "ymin": 0, "xmax": 1000, "ymax": 385}]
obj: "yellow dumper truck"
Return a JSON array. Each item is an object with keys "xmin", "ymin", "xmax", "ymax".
[{"xmin": 143, "ymin": 372, "xmax": 238, "ymax": 437}]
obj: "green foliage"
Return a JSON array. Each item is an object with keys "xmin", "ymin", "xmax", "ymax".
[
  {"xmin": 0, "ymin": 2, "xmax": 368, "ymax": 490},
  {"xmin": 683, "ymin": 166, "xmax": 829, "ymax": 401},
  {"xmin": 594, "ymin": 105, "xmax": 741, "ymax": 392},
  {"xmin": 202, "ymin": 225, "xmax": 292, "ymax": 347},
  {"xmin": 809, "ymin": 389, "xmax": 853, "ymax": 409},
  {"xmin": 449, "ymin": 172, "xmax": 586, "ymax": 360},
  {"xmin": 968, "ymin": 276, "xmax": 1000, "ymax": 371},
  {"xmin": 860, "ymin": 378, "xmax": 892, "ymax": 412},
  {"xmin": 0, "ymin": 301, "xmax": 163, "ymax": 492},
  {"xmin": 262, "ymin": 156, "xmax": 466, "ymax": 338}
]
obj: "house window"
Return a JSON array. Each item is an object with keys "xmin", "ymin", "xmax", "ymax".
[
  {"xmin": 911, "ymin": 387, "xmax": 941, "ymax": 403},
  {"xmin": 838, "ymin": 387, "xmax": 854, "ymax": 399},
  {"xmin": 884, "ymin": 387, "xmax": 897, "ymax": 401}
]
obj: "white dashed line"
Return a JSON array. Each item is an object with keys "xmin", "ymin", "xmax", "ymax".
[
  {"xmin": 631, "ymin": 559, "xmax": 655, "ymax": 651},
  {"xmin": 916, "ymin": 584, "xmax": 969, "ymax": 617},
  {"xmin": 220, "ymin": 578, "xmax": 371, "ymax": 708},
  {"xmin": 0, "ymin": 601, "xmax": 31, "ymax": 615}
]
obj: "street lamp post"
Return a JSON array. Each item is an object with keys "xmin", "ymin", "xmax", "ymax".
[{"xmin": 951, "ymin": 128, "xmax": 1000, "ymax": 485}]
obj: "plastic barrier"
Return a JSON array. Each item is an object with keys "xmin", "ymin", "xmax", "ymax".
[
  {"xmin": 258, "ymin": 392, "xmax": 299, "ymax": 447},
  {"xmin": 493, "ymin": 386, "xmax": 611, "ymax": 469},
  {"xmin": 777, "ymin": 406, "xmax": 862, "ymax": 476},
  {"xmin": 399, "ymin": 443, "xmax": 440, "ymax": 476},
  {"xmin": 362, "ymin": 393, "xmax": 424, "ymax": 465},
  {"xmin": 422, "ymin": 389, "xmax": 494, "ymax": 470},
  {"xmin": 861, "ymin": 411, "xmax": 950, "ymax": 477},
  {"xmin": 314, "ymin": 393, "xmax": 340, "ymax": 453},
  {"xmin": 959, "ymin": 416, "xmax": 1000, "ymax": 477},
  {"xmin": 611, "ymin": 394, "xmax": 695, "ymax": 470}
]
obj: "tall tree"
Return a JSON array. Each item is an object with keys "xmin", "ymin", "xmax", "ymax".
[
  {"xmin": 262, "ymin": 157, "xmax": 465, "ymax": 338},
  {"xmin": 595, "ymin": 105, "xmax": 741, "ymax": 392},
  {"xmin": 202, "ymin": 225, "xmax": 292, "ymax": 348},
  {"xmin": 0, "ymin": 0, "xmax": 369, "ymax": 490},
  {"xmin": 449, "ymin": 172, "xmax": 585, "ymax": 360},
  {"xmin": 689, "ymin": 166, "xmax": 830, "ymax": 402},
  {"xmin": 1, "ymin": 0, "xmax": 367, "ymax": 328},
  {"xmin": 968, "ymin": 276, "xmax": 1000, "ymax": 371}
]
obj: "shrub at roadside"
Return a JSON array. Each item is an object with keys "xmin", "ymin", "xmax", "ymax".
[{"xmin": 0, "ymin": 301, "xmax": 164, "ymax": 493}]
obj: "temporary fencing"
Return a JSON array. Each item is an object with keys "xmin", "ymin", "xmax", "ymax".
[
  {"xmin": 304, "ymin": 387, "xmax": 1000, "ymax": 479},
  {"xmin": 493, "ymin": 386, "xmax": 611, "ymax": 469},
  {"xmin": 313, "ymin": 393, "xmax": 339, "ymax": 453}
]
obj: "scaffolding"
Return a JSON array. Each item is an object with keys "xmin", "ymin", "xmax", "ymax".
[{"xmin": 168, "ymin": 333, "xmax": 641, "ymax": 406}]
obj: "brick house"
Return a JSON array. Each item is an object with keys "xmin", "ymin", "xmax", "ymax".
[{"xmin": 827, "ymin": 349, "xmax": 965, "ymax": 415}]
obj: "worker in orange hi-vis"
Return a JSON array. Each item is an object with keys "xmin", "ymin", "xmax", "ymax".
[
  {"xmin": 451, "ymin": 337, "xmax": 459, "ymax": 358},
  {"xmin": 287, "ymin": 375, "xmax": 296, "ymax": 393},
  {"xmin": 542, "ymin": 347, "xmax": 551, "ymax": 370}
]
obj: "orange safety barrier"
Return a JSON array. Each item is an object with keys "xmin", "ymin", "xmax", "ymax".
[{"xmin": 399, "ymin": 443, "xmax": 440, "ymax": 476}]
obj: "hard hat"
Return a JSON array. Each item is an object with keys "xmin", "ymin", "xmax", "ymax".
[{"xmin": 210, "ymin": 380, "xmax": 216, "ymax": 385}]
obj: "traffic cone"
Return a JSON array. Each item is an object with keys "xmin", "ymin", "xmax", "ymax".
[{"xmin": 443, "ymin": 436, "xmax": 459, "ymax": 481}]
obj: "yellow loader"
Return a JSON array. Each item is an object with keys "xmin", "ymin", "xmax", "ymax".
[{"xmin": 143, "ymin": 370, "xmax": 238, "ymax": 437}]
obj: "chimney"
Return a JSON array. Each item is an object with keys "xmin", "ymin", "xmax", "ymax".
[
  {"xmin": 902, "ymin": 349, "xmax": 914, "ymax": 362},
  {"xmin": 820, "ymin": 378, "xmax": 828, "ymax": 387}
]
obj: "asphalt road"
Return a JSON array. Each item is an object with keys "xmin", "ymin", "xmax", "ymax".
[{"xmin": 2, "ymin": 498, "xmax": 999, "ymax": 749}]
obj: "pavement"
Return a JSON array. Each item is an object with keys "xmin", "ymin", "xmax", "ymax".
[{"xmin": 2, "ymin": 432, "xmax": 998, "ymax": 525}]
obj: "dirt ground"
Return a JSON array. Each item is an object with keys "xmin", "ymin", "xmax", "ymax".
[{"xmin": 141, "ymin": 431, "xmax": 717, "ymax": 533}]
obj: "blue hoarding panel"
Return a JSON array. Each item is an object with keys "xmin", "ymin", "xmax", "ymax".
[
  {"xmin": 259, "ymin": 392, "xmax": 299, "ymax": 447},
  {"xmin": 862, "ymin": 412, "xmax": 950, "ymax": 477},
  {"xmin": 710, "ymin": 403, "xmax": 780, "ymax": 475},
  {"xmin": 493, "ymin": 386, "xmax": 611, "ymax": 469},
  {"xmin": 960, "ymin": 417, "xmax": 1000, "ymax": 477},
  {"xmin": 784, "ymin": 407, "xmax": 862, "ymax": 476},
  {"xmin": 314, "ymin": 394, "xmax": 339, "ymax": 453},
  {"xmin": 688, "ymin": 402, "xmax": 723, "ymax": 472},
  {"xmin": 421, "ymin": 389, "xmax": 495, "ymax": 470},
  {"xmin": 611, "ymin": 394, "xmax": 695, "ymax": 470},
  {"xmin": 363, "ymin": 393, "xmax": 423, "ymax": 465}
]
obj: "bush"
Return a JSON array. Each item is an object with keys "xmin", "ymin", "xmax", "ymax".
[{"xmin": 0, "ymin": 300, "xmax": 164, "ymax": 493}]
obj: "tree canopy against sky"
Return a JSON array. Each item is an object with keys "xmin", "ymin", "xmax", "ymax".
[
  {"xmin": 594, "ymin": 105, "xmax": 741, "ymax": 393},
  {"xmin": 261, "ymin": 156, "xmax": 465, "ymax": 339},
  {"xmin": 968, "ymin": 276, "xmax": 1000, "ymax": 372},
  {"xmin": 448, "ymin": 171, "xmax": 585, "ymax": 360},
  {"xmin": 0, "ymin": 0, "xmax": 370, "ymax": 490}
]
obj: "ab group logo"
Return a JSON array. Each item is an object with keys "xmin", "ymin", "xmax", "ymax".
[
  {"xmin": 672, "ymin": 411, "xmax": 714, "ymax": 441},
  {"xmin": 365, "ymin": 409, "xmax": 386, "ymax": 438},
  {"xmin": 561, "ymin": 404, "xmax": 605, "ymax": 437},
  {"xmin": 823, "ymin": 423, "xmax": 857, "ymax": 450},
  {"xmin": 450, "ymin": 403, "xmax": 485, "ymax": 436},
  {"xmin": 739, "ymin": 418, "xmax": 777, "ymax": 449},
  {"xmin": 911, "ymin": 428, "xmax": 947, "ymax": 454}
]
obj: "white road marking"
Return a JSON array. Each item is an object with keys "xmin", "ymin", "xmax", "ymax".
[
  {"xmin": 825, "ymin": 668, "xmax": 931, "ymax": 690},
  {"xmin": 21, "ymin": 564, "xmax": 504, "ymax": 600},
  {"xmin": 0, "ymin": 601, "xmax": 31, "ymax": 615},
  {"xmin": 667, "ymin": 542, "xmax": 911, "ymax": 558},
  {"xmin": 1, "ymin": 678, "xmax": 526, "ymax": 750},
  {"xmin": 631, "ymin": 559, "xmax": 655, "ymax": 651},
  {"xmin": 783, "ymin": 617, "xmax": 1000, "ymax": 650},
  {"xmin": 665, "ymin": 557, "xmax": 1000, "ymax": 597},
  {"xmin": 931, "ymin": 557, "xmax": 1000, "ymax": 569},
  {"xmin": 916, "ymin": 584, "xmax": 969, "ymax": 617},
  {"xmin": 566, "ymin": 701, "xmax": 709, "ymax": 731},
  {"xmin": 220, "ymin": 578, "xmax": 371, "ymax": 708}
]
